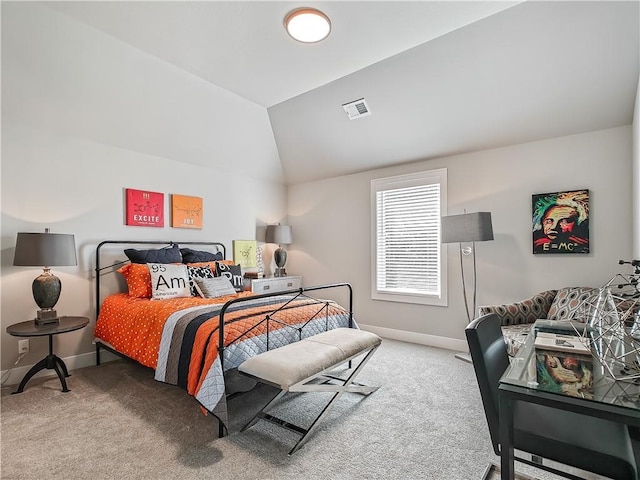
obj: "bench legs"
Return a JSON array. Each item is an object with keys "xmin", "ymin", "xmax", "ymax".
[{"xmin": 241, "ymin": 345, "xmax": 380, "ymax": 455}]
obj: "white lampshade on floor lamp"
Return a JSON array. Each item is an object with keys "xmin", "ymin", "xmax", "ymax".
[{"xmin": 441, "ymin": 212, "xmax": 494, "ymax": 362}]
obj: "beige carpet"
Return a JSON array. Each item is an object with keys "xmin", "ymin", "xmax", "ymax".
[{"xmin": 0, "ymin": 339, "xmax": 575, "ymax": 480}]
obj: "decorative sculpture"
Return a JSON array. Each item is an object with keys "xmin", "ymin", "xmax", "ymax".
[{"xmin": 581, "ymin": 262, "xmax": 640, "ymax": 383}]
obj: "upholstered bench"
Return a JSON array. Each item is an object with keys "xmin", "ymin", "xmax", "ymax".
[{"xmin": 238, "ymin": 327, "xmax": 382, "ymax": 454}]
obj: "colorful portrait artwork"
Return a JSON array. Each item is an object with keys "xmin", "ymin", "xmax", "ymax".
[
  {"xmin": 532, "ymin": 189, "xmax": 589, "ymax": 254},
  {"xmin": 125, "ymin": 188, "xmax": 164, "ymax": 227}
]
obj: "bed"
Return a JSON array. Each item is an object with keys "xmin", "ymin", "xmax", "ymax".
[{"xmin": 94, "ymin": 240, "xmax": 355, "ymax": 436}]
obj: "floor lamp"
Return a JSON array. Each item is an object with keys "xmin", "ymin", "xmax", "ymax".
[{"xmin": 441, "ymin": 212, "xmax": 494, "ymax": 362}]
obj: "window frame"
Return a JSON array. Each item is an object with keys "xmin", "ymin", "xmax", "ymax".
[{"xmin": 370, "ymin": 169, "xmax": 448, "ymax": 306}]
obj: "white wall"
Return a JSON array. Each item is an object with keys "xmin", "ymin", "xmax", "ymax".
[
  {"xmin": 288, "ymin": 126, "xmax": 633, "ymax": 350},
  {"xmin": 0, "ymin": 4, "xmax": 286, "ymax": 372},
  {"xmin": 633, "ymin": 75, "xmax": 640, "ymax": 258},
  {"xmin": 2, "ymin": 3, "xmax": 635, "ymax": 374}
]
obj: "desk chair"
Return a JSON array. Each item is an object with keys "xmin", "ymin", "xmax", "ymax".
[{"xmin": 466, "ymin": 313, "xmax": 638, "ymax": 480}]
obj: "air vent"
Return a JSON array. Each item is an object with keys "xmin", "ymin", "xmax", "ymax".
[{"xmin": 342, "ymin": 98, "xmax": 371, "ymax": 120}]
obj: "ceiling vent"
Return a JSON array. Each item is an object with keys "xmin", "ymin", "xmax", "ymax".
[{"xmin": 342, "ymin": 98, "xmax": 371, "ymax": 120}]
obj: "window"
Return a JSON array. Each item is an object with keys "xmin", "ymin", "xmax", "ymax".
[{"xmin": 371, "ymin": 169, "xmax": 447, "ymax": 306}]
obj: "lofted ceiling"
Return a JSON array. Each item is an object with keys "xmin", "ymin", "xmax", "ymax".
[{"xmin": 47, "ymin": 1, "xmax": 639, "ymax": 185}]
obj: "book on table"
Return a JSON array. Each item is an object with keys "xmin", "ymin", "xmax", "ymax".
[
  {"xmin": 534, "ymin": 332, "xmax": 593, "ymax": 397},
  {"xmin": 534, "ymin": 331, "xmax": 591, "ymax": 355},
  {"xmin": 533, "ymin": 319, "xmax": 592, "ymax": 336}
]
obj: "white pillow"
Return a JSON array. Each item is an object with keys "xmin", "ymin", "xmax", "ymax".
[
  {"xmin": 147, "ymin": 263, "xmax": 191, "ymax": 300},
  {"xmin": 196, "ymin": 277, "xmax": 237, "ymax": 298}
]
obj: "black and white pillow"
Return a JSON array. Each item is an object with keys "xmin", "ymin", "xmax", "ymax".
[
  {"xmin": 187, "ymin": 265, "xmax": 215, "ymax": 296},
  {"xmin": 147, "ymin": 263, "xmax": 191, "ymax": 300},
  {"xmin": 215, "ymin": 263, "xmax": 244, "ymax": 292}
]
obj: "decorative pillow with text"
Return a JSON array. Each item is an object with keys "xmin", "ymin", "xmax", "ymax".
[
  {"xmin": 215, "ymin": 263, "xmax": 244, "ymax": 292},
  {"xmin": 147, "ymin": 263, "xmax": 191, "ymax": 300}
]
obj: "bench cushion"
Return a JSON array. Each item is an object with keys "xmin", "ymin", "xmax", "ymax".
[{"xmin": 239, "ymin": 328, "xmax": 381, "ymax": 390}]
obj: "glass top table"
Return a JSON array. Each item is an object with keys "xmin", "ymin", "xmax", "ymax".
[
  {"xmin": 497, "ymin": 329, "xmax": 640, "ymax": 480},
  {"xmin": 501, "ymin": 330, "xmax": 640, "ymax": 410}
]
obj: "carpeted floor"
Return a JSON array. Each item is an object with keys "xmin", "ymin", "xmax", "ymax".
[{"xmin": 0, "ymin": 339, "xmax": 581, "ymax": 480}]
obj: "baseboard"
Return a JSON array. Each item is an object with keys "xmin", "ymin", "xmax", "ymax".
[
  {"xmin": 358, "ymin": 324, "xmax": 467, "ymax": 352},
  {"xmin": 1, "ymin": 348, "xmax": 120, "ymax": 388},
  {"xmin": 2, "ymin": 327, "xmax": 466, "ymax": 387}
]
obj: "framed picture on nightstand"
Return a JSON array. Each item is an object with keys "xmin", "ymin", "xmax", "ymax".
[{"xmin": 233, "ymin": 240, "xmax": 258, "ymax": 269}]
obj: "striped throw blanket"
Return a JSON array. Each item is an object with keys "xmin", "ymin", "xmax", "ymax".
[{"xmin": 95, "ymin": 293, "xmax": 354, "ymax": 427}]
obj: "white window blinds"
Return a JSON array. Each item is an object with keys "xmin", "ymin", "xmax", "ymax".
[{"xmin": 371, "ymin": 169, "xmax": 447, "ymax": 306}]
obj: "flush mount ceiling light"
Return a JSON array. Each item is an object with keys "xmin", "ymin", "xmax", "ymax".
[{"xmin": 284, "ymin": 8, "xmax": 331, "ymax": 43}]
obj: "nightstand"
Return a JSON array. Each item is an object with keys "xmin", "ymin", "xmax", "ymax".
[
  {"xmin": 251, "ymin": 275, "xmax": 302, "ymax": 294},
  {"xmin": 6, "ymin": 316, "xmax": 89, "ymax": 394}
]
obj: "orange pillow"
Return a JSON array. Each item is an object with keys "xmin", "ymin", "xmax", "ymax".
[{"xmin": 117, "ymin": 263, "xmax": 152, "ymax": 298}]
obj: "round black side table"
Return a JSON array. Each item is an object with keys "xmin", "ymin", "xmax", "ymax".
[{"xmin": 6, "ymin": 316, "xmax": 89, "ymax": 394}]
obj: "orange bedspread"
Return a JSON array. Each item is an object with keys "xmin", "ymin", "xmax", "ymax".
[
  {"xmin": 94, "ymin": 292, "xmax": 252, "ymax": 369},
  {"xmin": 94, "ymin": 291, "xmax": 354, "ymax": 427}
]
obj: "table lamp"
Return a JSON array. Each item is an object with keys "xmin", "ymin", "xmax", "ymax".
[
  {"xmin": 265, "ymin": 224, "xmax": 293, "ymax": 277},
  {"xmin": 13, "ymin": 228, "xmax": 77, "ymax": 325}
]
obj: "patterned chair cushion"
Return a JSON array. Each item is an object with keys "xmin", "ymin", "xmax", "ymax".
[
  {"xmin": 547, "ymin": 287, "xmax": 596, "ymax": 322},
  {"xmin": 479, "ymin": 290, "xmax": 558, "ymax": 326},
  {"xmin": 481, "ymin": 287, "xmax": 596, "ymax": 357}
]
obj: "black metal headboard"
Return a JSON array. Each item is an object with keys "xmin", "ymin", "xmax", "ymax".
[{"xmin": 95, "ymin": 240, "xmax": 226, "ymax": 319}]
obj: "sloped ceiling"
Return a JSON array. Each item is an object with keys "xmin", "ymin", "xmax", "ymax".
[
  {"xmin": 271, "ymin": 1, "xmax": 640, "ymax": 183},
  {"xmin": 46, "ymin": 1, "xmax": 639, "ymax": 185}
]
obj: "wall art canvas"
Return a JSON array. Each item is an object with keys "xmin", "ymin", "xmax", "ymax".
[
  {"xmin": 233, "ymin": 240, "xmax": 258, "ymax": 269},
  {"xmin": 125, "ymin": 188, "xmax": 164, "ymax": 227},
  {"xmin": 532, "ymin": 189, "xmax": 589, "ymax": 254},
  {"xmin": 171, "ymin": 194, "xmax": 203, "ymax": 229}
]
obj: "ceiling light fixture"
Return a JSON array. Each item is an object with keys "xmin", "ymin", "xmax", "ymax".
[{"xmin": 284, "ymin": 8, "xmax": 331, "ymax": 43}]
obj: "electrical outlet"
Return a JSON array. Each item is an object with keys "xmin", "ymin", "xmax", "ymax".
[{"xmin": 18, "ymin": 339, "xmax": 29, "ymax": 354}]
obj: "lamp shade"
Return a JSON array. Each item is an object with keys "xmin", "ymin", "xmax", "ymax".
[
  {"xmin": 14, "ymin": 232, "xmax": 77, "ymax": 267},
  {"xmin": 441, "ymin": 212, "xmax": 494, "ymax": 244},
  {"xmin": 265, "ymin": 225, "xmax": 293, "ymax": 245}
]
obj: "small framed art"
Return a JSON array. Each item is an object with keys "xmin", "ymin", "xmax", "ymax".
[
  {"xmin": 532, "ymin": 189, "xmax": 589, "ymax": 254},
  {"xmin": 125, "ymin": 188, "xmax": 164, "ymax": 227},
  {"xmin": 233, "ymin": 240, "xmax": 258, "ymax": 269},
  {"xmin": 171, "ymin": 194, "xmax": 203, "ymax": 229}
]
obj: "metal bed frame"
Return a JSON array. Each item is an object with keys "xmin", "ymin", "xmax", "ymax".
[{"xmin": 94, "ymin": 240, "xmax": 354, "ymax": 436}]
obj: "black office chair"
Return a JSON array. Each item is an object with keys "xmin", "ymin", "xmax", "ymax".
[{"xmin": 466, "ymin": 313, "xmax": 638, "ymax": 480}]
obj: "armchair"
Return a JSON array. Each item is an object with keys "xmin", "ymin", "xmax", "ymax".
[{"xmin": 479, "ymin": 287, "xmax": 596, "ymax": 355}]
